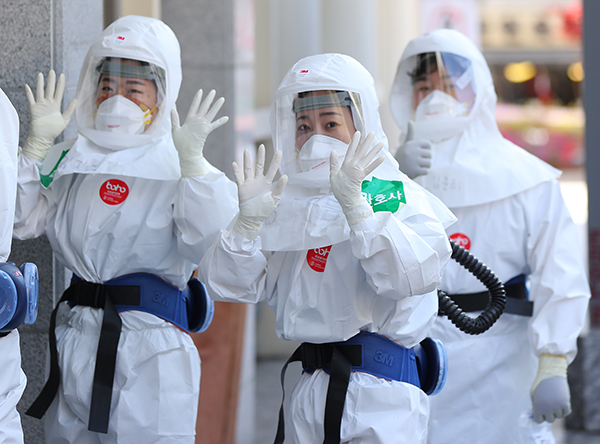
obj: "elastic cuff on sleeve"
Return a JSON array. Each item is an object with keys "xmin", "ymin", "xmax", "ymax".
[
  {"xmin": 531, "ymin": 354, "xmax": 568, "ymax": 393},
  {"xmin": 179, "ymin": 155, "xmax": 208, "ymax": 178}
]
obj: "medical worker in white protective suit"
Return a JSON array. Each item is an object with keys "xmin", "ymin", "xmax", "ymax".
[
  {"xmin": 13, "ymin": 15, "xmax": 238, "ymax": 443},
  {"xmin": 0, "ymin": 88, "xmax": 27, "ymax": 444},
  {"xmin": 200, "ymin": 53, "xmax": 456, "ymax": 444},
  {"xmin": 389, "ymin": 29, "xmax": 590, "ymax": 444}
]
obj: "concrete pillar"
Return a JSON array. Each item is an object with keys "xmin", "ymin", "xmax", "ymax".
[
  {"xmin": 0, "ymin": 1, "xmax": 103, "ymax": 443},
  {"xmin": 162, "ymin": 1, "xmax": 255, "ymax": 443},
  {"xmin": 566, "ymin": 0, "xmax": 600, "ymax": 435}
]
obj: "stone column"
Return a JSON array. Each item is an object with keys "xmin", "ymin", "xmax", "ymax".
[
  {"xmin": 162, "ymin": 1, "xmax": 255, "ymax": 443},
  {"xmin": 566, "ymin": 0, "xmax": 600, "ymax": 435},
  {"xmin": 0, "ymin": 1, "xmax": 103, "ymax": 443}
]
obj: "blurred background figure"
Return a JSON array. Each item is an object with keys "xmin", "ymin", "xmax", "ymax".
[{"xmin": 389, "ymin": 28, "xmax": 590, "ymax": 444}]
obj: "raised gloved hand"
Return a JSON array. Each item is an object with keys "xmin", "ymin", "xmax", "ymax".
[
  {"xmin": 171, "ymin": 89, "xmax": 229, "ymax": 177},
  {"xmin": 232, "ymin": 145, "xmax": 288, "ymax": 239},
  {"xmin": 531, "ymin": 354, "xmax": 571, "ymax": 423},
  {"xmin": 330, "ymin": 131, "xmax": 384, "ymax": 226},
  {"xmin": 22, "ymin": 70, "xmax": 77, "ymax": 162},
  {"xmin": 394, "ymin": 120, "xmax": 432, "ymax": 179}
]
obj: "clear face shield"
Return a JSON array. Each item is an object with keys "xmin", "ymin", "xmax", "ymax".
[
  {"xmin": 276, "ymin": 89, "xmax": 365, "ymax": 178},
  {"xmin": 408, "ymin": 51, "xmax": 476, "ymax": 121},
  {"xmin": 77, "ymin": 56, "xmax": 167, "ymax": 134}
]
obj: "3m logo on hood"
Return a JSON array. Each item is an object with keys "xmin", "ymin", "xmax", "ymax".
[
  {"xmin": 361, "ymin": 177, "xmax": 406, "ymax": 213},
  {"xmin": 114, "ymin": 35, "xmax": 126, "ymax": 45},
  {"xmin": 298, "ymin": 69, "xmax": 309, "ymax": 77}
]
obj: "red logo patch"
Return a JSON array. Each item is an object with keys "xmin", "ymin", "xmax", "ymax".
[
  {"xmin": 307, "ymin": 246, "xmax": 332, "ymax": 272},
  {"xmin": 450, "ymin": 232, "xmax": 471, "ymax": 250},
  {"xmin": 99, "ymin": 179, "xmax": 129, "ymax": 205}
]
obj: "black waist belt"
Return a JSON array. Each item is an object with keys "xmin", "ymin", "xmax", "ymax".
[
  {"xmin": 441, "ymin": 280, "xmax": 533, "ymax": 317},
  {"xmin": 26, "ymin": 274, "xmax": 186, "ymax": 434},
  {"xmin": 273, "ymin": 331, "xmax": 419, "ymax": 444}
]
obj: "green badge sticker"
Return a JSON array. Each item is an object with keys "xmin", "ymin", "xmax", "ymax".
[{"xmin": 361, "ymin": 177, "xmax": 406, "ymax": 213}]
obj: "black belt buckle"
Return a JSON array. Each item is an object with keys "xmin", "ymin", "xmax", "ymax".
[{"xmin": 72, "ymin": 281, "xmax": 106, "ymax": 308}]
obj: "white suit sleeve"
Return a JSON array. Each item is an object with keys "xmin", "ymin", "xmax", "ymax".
[
  {"xmin": 350, "ymin": 208, "xmax": 451, "ymax": 300},
  {"xmin": 13, "ymin": 151, "xmax": 50, "ymax": 240},
  {"xmin": 0, "ymin": 89, "xmax": 19, "ymax": 261},
  {"xmin": 0, "ymin": 330, "xmax": 26, "ymax": 443},
  {"xmin": 525, "ymin": 180, "xmax": 590, "ymax": 363},
  {"xmin": 198, "ymin": 224, "xmax": 270, "ymax": 304},
  {"xmin": 173, "ymin": 168, "xmax": 238, "ymax": 265}
]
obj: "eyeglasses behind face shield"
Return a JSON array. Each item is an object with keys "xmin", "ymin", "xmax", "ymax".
[{"xmin": 409, "ymin": 52, "xmax": 475, "ymax": 112}]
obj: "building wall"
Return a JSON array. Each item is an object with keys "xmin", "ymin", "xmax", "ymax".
[{"xmin": 1, "ymin": 2, "xmax": 103, "ymax": 442}]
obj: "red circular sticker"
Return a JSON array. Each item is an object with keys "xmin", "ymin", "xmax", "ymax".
[
  {"xmin": 450, "ymin": 232, "xmax": 471, "ymax": 250},
  {"xmin": 99, "ymin": 179, "xmax": 129, "ymax": 205},
  {"xmin": 307, "ymin": 246, "xmax": 332, "ymax": 273}
]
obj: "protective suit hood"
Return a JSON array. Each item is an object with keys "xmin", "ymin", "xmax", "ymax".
[
  {"xmin": 45, "ymin": 15, "xmax": 182, "ymax": 183},
  {"xmin": 390, "ymin": 29, "xmax": 559, "ymax": 208},
  {"xmin": 272, "ymin": 53, "xmax": 401, "ymax": 192},
  {"xmin": 261, "ymin": 53, "xmax": 455, "ymax": 251}
]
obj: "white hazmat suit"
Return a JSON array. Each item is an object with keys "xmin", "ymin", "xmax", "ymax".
[
  {"xmin": 0, "ymin": 87, "xmax": 27, "ymax": 444},
  {"xmin": 200, "ymin": 53, "xmax": 455, "ymax": 444},
  {"xmin": 389, "ymin": 29, "xmax": 590, "ymax": 444},
  {"xmin": 14, "ymin": 16, "xmax": 237, "ymax": 444}
]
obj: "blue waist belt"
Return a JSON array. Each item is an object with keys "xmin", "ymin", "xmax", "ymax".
[
  {"xmin": 26, "ymin": 273, "xmax": 212, "ymax": 435},
  {"xmin": 274, "ymin": 331, "xmax": 420, "ymax": 444},
  {"xmin": 68, "ymin": 273, "xmax": 190, "ymax": 331},
  {"xmin": 302, "ymin": 331, "xmax": 420, "ymax": 383}
]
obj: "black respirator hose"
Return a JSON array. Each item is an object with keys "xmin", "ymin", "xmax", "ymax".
[{"xmin": 438, "ymin": 239, "xmax": 507, "ymax": 335}]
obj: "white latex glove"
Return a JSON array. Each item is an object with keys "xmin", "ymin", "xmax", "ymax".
[
  {"xmin": 394, "ymin": 120, "xmax": 432, "ymax": 179},
  {"xmin": 330, "ymin": 131, "xmax": 384, "ymax": 226},
  {"xmin": 171, "ymin": 89, "xmax": 229, "ymax": 177},
  {"xmin": 232, "ymin": 145, "xmax": 288, "ymax": 239},
  {"xmin": 23, "ymin": 70, "xmax": 77, "ymax": 162},
  {"xmin": 531, "ymin": 354, "xmax": 571, "ymax": 423}
]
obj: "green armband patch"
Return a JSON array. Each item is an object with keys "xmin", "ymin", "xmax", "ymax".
[
  {"xmin": 40, "ymin": 149, "xmax": 70, "ymax": 188},
  {"xmin": 361, "ymin": 177, "xmax": 406, "ymax": 213}
]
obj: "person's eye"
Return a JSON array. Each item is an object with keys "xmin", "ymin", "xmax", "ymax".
[
  {"xmin": 127, "ymin": 88, "xmax": 143, "ymax": 95},
  {"xmin": 101, "ymin": 86, "xmax": 114, "ymax": 92},
  {"xmin": 297, "ymin": 124, "xmax": 310, "ymax": 132},
  {"xmin": 326, "ymin": 121, "xmax": 339, "ymax": 129}
]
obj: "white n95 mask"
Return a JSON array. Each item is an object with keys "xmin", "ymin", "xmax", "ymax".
[
  {"xmin": 95, "ymin": 95, "xmax": 155, "ymax": 134},
  {"xmin": 413, "ymin": 90, "xmax": 471, "ymax": 142},
  {"xmin": 297, "ymin": 134, "xmax": 348, "ymax": 173},
  {"xmin": 414, "ymin": 89, "xmax": 468, "ymax": 121}
]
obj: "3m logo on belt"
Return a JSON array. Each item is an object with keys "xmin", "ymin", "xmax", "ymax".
[
  {"xmin": 152, "ymin": 292, "xmax": 170, "ymax": 307},
  {"xmin": 374, "ymin": 350, "xmax": 394, "ymax": 367}
]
